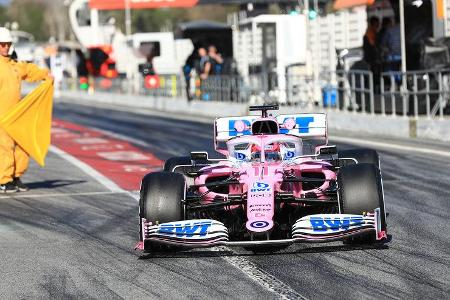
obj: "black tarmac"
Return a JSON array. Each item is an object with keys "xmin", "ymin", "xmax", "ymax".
[{"xmin": 0, "ymin": 102, "xmax": 448, "ymax": 299}]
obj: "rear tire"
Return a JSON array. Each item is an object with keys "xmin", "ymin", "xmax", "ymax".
[
  {"xmin": 139, "ymin": 172, "xmax": 186, "ymax": 251},
  {"xmin": 338, "ymin": 163, "xmax": 386, "ymax": 244},
  {"xmin": 338, "ymin": 149, "xmax": 380, "ymax": 168}
]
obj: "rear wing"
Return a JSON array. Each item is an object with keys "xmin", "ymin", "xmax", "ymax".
[
  {"xmin": 276, "ymin": 114, "xmax": 327, "ymax": 138},
  {"xmin": 214, "ymin": 113, "xmax": 327, "ymax": 153}
]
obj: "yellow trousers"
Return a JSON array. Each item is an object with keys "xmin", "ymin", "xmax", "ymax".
[{"xmin": 0, "ymin": 128, "xmax": 28, "ymax": 184}]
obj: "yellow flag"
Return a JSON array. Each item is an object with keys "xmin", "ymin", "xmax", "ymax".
[{"xmin": 0, "ymin": 80, "xmax": 54, "ymax": 167}]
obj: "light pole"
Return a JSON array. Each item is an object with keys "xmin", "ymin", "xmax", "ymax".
[
  {"xmin": 125, "ymin": 0, "xmax": 131, "ymax": 36},
  {"xmin": 399, "ymin": 0, "xmax": 408, "ymax": 115},
  {"xmin": 399, "ymin": 0, "xmax": 407, "ymax": 75}
]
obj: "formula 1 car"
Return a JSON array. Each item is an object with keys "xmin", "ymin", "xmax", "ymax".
[{"xmin": 135, "ymin": 105, "xmax": 387, "ymax": 252}]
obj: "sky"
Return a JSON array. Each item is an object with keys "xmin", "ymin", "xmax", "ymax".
[{"xmin": 0, "ymin": 0, "xmax": 9, "ymax": 6}]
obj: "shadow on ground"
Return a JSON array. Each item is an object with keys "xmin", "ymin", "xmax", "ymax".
[{"xmin": 26, "ymin": 180, "xmax": 87, "ymax": 189}]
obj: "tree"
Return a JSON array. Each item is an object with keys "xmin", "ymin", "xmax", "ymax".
[
  {"xmin": 101, "ymin": 5, "xmax": 238, "ymax": 33},
  {"xmin": 0, "ymin": 5, "xmax": 9, "ymax": 25},
  {"xmin": 5, "ymin": 0, "xmax": 71, "ymax": 42},
  {"xmin": 7, "ymin": 0, "xmax": 47, "ymax": 40}
]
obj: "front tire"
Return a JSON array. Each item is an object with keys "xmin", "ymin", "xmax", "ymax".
[
  {"xmin": 163, "ymin": 156, "xmax": 191, "ymax": 172},
  {"xmin": 338, "ymin": 149, "xmax": 380, "ymax": 168},
  {"xmin": 139, "ymin": 172, "xmax": 186, "ymax": 251},
  {"xmin": 139, "ymin": 172, "xmax": 185, "ymax": 221},
  {"xmin": 338, "ymin": 163, "xmax": 386, "ymax": 244}
]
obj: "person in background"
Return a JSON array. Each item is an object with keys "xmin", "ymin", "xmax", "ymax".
[
  {"xmin": 208, "ymin": 45, "xmax": 223, "ymax": 75},
  {"xmin": 377, "ymin": 17, "xmax": 393, "ymax": 48},
  {"xmin": 197, "ymin": 47, "xmax": 212, "ymax": 100},
  {"xmin": 363, "ymin": 16, "xmax": 380, "ymax": 73},
  {"xmin": 183, "ymin": 47, "xmax": 199, "ymax": 102},
  {"xmin": 198, "ymin": 47, "xmax": 211, "ymax": 80},
  {"xmin": 380, "ymin": 14, "xmax": 402, "ymax": 73},
  {"xmin": 0, "ymin": 27, "xmax": 52, "ymax": 193}
]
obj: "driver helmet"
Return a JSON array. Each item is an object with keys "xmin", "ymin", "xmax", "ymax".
[{"xmin": 251, "ymin": 143, "xmax": 281, "ymax": 161}]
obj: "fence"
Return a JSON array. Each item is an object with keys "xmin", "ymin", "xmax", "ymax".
[
  {"xmin": 380, "ymin": 69, "xmax": 450, "ymax": 118},
  {"xmin": 62, "ymin": 69, "xmax": 450, "ymax": 119}
]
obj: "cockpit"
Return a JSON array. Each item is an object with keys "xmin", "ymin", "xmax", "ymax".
[{"xmin": 227, "ymin": 136, "xmax": 303, "ymax": 163}]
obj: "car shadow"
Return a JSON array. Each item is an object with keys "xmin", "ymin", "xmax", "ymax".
[{"xmin": 26, "ymin": 179, "xmax": 87, "ymax": 189}]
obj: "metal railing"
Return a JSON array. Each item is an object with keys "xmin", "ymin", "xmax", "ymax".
[
  {"xmin": 61, "ymin": 68, "xmax": 450, "ymax": 119},
  {"xmin": 380, "ymin": 69, "xmax": 450, "ymax": 118},
  {"xmin": 304, "ymin": 70, "xmax": 375, "ymax": 113}
]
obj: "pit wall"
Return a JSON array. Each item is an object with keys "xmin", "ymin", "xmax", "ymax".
[{"xmin": 59, "ymin": 90, "xmax": 450, "ymax": 142}]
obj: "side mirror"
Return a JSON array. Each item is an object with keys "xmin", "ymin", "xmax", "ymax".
[
  {"xmin": 319, "ymin": 146, "xmax": 337, "ymax": 155},
  {"xmin": 190, "ymin": 151, "xmax": 209, "ymax": 161}
]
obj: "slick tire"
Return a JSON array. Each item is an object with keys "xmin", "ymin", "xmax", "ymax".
[
  {"xmin": 139, "ymin": 172, "xmax": 186, "ymax": 251},
  {"xmin": 140, "ymin": 172, "xmax": 185, "ymax": 221},
  {"xmin": 338, "ymin": 163, "xmax": 387, "ymax": 244},
  {"xmin": 163, "ymin": 156, "xmax": 192, "ymax": 172},
  {"xmin": 338, "ymin": 149, "xmax": 380, "ymax": 169},
  {"xmin": 163, "ymin": 156, "xmax": 197, "ymax": 186}
]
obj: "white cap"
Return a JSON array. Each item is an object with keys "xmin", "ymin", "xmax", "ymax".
[{"xmin": 0, "ymin": 27, "xmax": 13, "ymax": 43}]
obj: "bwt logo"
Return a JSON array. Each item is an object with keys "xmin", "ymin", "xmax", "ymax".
[
  {"xmin": 228, "ymin": 119, "xmax": 253, "ymax": 136},
  {"xmin": 229, "ymin": 117, "xmax": 315, "ymax": 136},
  {"xmin": 279, "ymin": 117, "xmax": 315, "ymax": 134},
  {"xmin": 158, "ymin": 221, "xmax": 212, "ymax": 238},
  {"xmin": 250, "ymin": 182, "xmax": 271, "ymax": 193},
  {"xmin": 310, "ymin": 217, "xmax": 364, "ymax": 232}
]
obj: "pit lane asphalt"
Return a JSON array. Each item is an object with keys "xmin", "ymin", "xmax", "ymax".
[{"xmin": 1, "ymin": 101, "xmax": 449, "ymax": 299}]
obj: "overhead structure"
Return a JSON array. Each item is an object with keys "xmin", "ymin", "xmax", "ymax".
[
  {"xmin": 333, "ymin": 0, "xmax": 375, "ymax": 10},
  {"xmin": 89, "ymin": 0, "xmax": 199, "ymax": 10},
  {"xmin": 89, "ymin": 0, "xmax": 306, "ymax": 10}
]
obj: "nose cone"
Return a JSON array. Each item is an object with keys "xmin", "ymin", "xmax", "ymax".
[
  {"xmin": 246, "ymin": 219, "xmax": 274, "ymax": 233},
  {"xmin": 246, "ymin": 179, "xmax": 275, "ymax": 233}
]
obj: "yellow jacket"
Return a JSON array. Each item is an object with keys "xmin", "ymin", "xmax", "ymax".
[{"xmin": 0, "ymin": 56, "xmax": 49, "ymax": 116}]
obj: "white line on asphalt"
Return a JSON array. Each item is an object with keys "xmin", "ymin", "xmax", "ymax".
[
  {"xmin": 50, "ymin": 145, "xmax": 124, "ymax": 193},
  {"xmin": 50, "ymin": 144, "xmax": 304, "ymax": 300},
  {"xmin": 0, "ymin": 191, "xmax": 129, "ymax": 199},
  {"xmin": 331, "ymin": 136, "xmax": 450, "ymax": 158},
  {"xmin": 217, "ymin": 247, "xmax": 308, "ymax": 300}
]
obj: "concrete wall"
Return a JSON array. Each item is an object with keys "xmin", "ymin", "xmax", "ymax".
[
  {"xmin": 59, "ymin": 90, "xmax": 450, "ymax": 142},
  {"xmin": 416, "ymin": 118, "xmax": 450, "ymax": 142},
  {"xmin": 61, "ymin": 90, "xmax": 248, "ymax": 118}
]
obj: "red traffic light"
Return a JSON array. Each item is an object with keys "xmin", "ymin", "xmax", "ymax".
[{"xmin": 144, "ymin": 75, "xmax": 160, "ymax": 89}]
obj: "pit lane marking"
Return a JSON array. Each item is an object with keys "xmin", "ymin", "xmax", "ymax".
[
  {"xmin": 0, "ymin": 191, "xmax": 129, "ymax": 199},
  {"xmin": 50, "ymin": 145, "xmax": 124, "ymax": 192}
]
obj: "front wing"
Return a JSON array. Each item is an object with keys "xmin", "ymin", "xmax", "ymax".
[{"xmin": 135, "ymin": 209, "xmax": 386, "ymax": 250}]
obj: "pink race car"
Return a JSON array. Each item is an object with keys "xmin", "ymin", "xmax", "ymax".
[{"xmin": 136, "ymin": 105, "xmax": 387, "ymax": 252}]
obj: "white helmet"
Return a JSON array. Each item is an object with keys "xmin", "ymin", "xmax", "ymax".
[{"xmin": 0, "ymin": 27, "xmax": 13, "ymax": 43}]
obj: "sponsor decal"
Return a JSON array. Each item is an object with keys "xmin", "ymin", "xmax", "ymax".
[
  {"xmin": 249, "ymin": 204, "xmax": 272, "ymax": 213},
  {"xmin": 284, "ymin": 151, "xmax": 295, "ymax": 159},
  {"xmin": 250, "ymin": 182, "xmax": 271, "ymax": 193},
  {"xmin": 310, "ymin": 216, "xmax": 364, "ymax": 232},
  {"xmin": 279, "ymin": 117, "xmax": 314, "ymax": 134},
  {"xmin": 250, "ymin": 221, "xmax": 270, "ymax": 229},
  {"xmin": 228, "ymin": 119, "xmax": 253, "ymax": 136},
  {"xmin": 158, "ymin": 221, "xmax": 212, "ymax": 238},
  {"xmin": 235, "ymin": 152, "xmax": 247, "ymax": 160}
]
